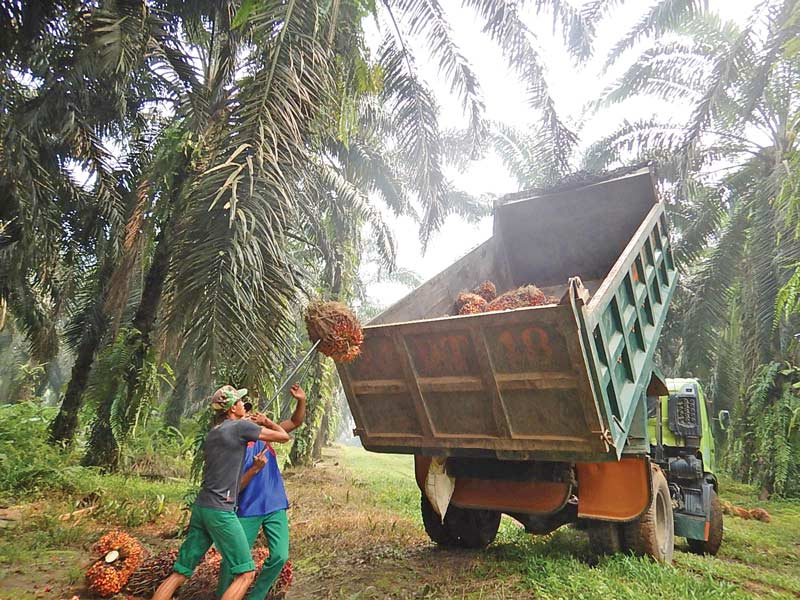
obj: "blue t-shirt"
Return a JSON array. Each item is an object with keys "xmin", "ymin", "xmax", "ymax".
[{"xmin": 236, "ymin": 440, "xmax": 289, "ymax": 517}]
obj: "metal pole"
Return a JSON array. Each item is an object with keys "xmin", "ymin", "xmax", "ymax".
[{"xmin": 263, "ymin": 339, "xmax": 321, "ymax": 411}]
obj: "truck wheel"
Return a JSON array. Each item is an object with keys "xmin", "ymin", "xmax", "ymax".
[
  {"xmin": 444, "ymin": 504, "xmax": 502, "ymax": 549},
  {"xmin": 622, "ymin": 466, "xmax": 674, "ymax": 563},
  {"xmin": 687, "ymin": 489, "xmax": 723, "ymax": 556},
  {"xmin": 587, "ymin": 521, "xmax": 623, "ymax": 555},
  {"xmin": 421, "ymin": 494, "xmax": 459, "ymax": 547},
  {"xmin": 420, "ymin": 495, "xmax": 501, "ymax": 548}
]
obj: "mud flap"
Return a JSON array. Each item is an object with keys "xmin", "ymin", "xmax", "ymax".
[{"xmin": 424, "ymin": 457, "xmax": 455, "ymax": 522}]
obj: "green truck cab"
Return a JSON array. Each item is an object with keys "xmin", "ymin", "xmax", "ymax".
[
  {"xmin": 647, "ymin": 378, "xmax": 723, "ymax": 554},
  {"xmin": 338, "ymin": 167, "xmax": 723, "ymax": 563}
]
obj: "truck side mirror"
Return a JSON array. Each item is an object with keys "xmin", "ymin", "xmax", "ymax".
[{"xmin": 717, "ymin": 410, "xmax": 731, "ymax": 431}]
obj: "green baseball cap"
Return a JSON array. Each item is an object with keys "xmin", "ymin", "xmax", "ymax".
[{"xmin": 210, "ymin": 385, "xmax": 248, "ymax": 412}]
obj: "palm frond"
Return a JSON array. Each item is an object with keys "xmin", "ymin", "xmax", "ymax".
[
  {"xmin": 331, "ymin": 138, "xmax": 416, "ymax": 219},
  {"xmin": 378, "ymin": 36, "xmax": 448, "ymax": 248},
  {"xmin": 532, "ymin": 0, "xmax": 596, "ymax": 62},
  {"xmin": 606, "ymin": 0, "xmax": 709, "ymax": 66},
  {"xmin": 667, "ymin": 178, "xmax": 728, "ymax": 265},
  {"xmin": 581, "ymin": 119, "xmax": 685, "ymax": 171},
  {"xmin": 679, "ymin": 202, "xmax": 748, "ymax": 376},
  {"xmin": 387, "ymin": 0, "xmax": 487, "ymax": 150},
  {"xmin": 597, "ymin": 42, "xmax": 710, "ymax": 107},
  {"xmin": 465, "ymin": 0, "xmax": 577, "ymax": 177},
  {"xmin": 740, "ymin": 0, "xmax": 800, "ymax": 117}
]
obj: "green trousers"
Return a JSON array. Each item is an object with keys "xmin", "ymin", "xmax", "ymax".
[
  {"xmin": 174, "ymin": 505, "xmax": 255, "ymax": 578},
  {"xmin": 217, "ymin": 509, "xmax": 289, "ymax": 600}
]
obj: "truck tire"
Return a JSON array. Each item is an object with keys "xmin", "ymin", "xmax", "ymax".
[
  {"xmin": 421, "ymin": 494, "xmax": 459, "ymax": 547},
  {"xmin": 420, "ymin": 494, "xmax": 501, "ymax": 549},
  {"xmin": 621, "ymin": 466, "xmax": 674, "ymax": 563},
  {"xmin": 687, "ymin": 489, "xmax": 723, "ymax": 556},
  {"xmin": 587, "ymin": 521, "xmax": 623, "ymax": 555},
  {"xmin": 444, "ymin": 504, "xmax": 502, "ymax": 549}
]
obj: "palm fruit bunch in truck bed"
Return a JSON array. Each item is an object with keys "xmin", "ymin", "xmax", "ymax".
[
  {"xmin": 472, "ymin": 280, "xmax": 497, "ymax": 302},
  {"xmin": 486, "ymin": 284, "xmax": 547, "ymax": 311},
  {"xmin": 452, "ymin": 281, "xmax": 557, "ymax": 316},
  {"xmin": 455, "ymin": 292, "xmax": 488, "ymax": 315}
]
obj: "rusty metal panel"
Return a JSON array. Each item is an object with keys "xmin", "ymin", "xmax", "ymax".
[{"xmin": 338, "ymin": 303, "xmax": 611, "ymax": 462}]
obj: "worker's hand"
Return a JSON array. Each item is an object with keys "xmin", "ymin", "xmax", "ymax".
[
  {"xmin": 248, "ymin": 412, "xmax": 269, "ymax": 427},
  {"xmin": 290, "ymin": 384, "xmax": 306, "ymax": 402},
  {"xmin": 251, "ymin": 446, "xmax": 268, "ymax": 471}
]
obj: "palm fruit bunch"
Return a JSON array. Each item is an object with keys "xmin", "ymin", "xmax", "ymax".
[
  {"xmin": 472, "ymin": 280, "xmax": 497, "ymax": 302},
  {"xmin": 305, "ymin": 301, "xmax": 364, "ymax": 363},
  {"xmin": 125, "ymin": 549, "xmax": 178, "ymax": 597},
  {"xmin": 546, "ymin": 295, "xmax": 560, "ymax": 305},
  {"xmin": 85, "ymin": 530, "xmax": 145, "ymax": 597},
  {"xmin": 175, "ymin": 547, "xmax": 294, "ymax": 600},
  {"xmin": 454, "ymin": 292, "xmax": 488, "ymax": 315},
  {"xmin": 178, "ymin": 548, "xmax": 222, "ymax": 600},
  {"xmin": 267, "ymin": 560, "xmax": 294, "ymax": 600},
  {"xmin": 486, "ymin": 284, "xmax": 547, "ymax": 312}
]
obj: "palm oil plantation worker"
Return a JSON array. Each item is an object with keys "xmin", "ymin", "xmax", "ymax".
[
  {"xmin": 217, "ymin": 383, "xmax": 307, "ymax": 600},
  {"xmin": 153, "ymin": 385, "xmax": 290, "ymax": 600}
]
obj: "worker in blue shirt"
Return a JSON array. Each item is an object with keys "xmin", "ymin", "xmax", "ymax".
[{"xmin": 217, "ymin": 384, "xmax": 306, "ymax": 600}]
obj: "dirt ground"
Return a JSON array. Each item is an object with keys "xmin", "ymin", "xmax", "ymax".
[{"xmin": 1, "ymin": 445, "xmax": 798, "ymax": 599}]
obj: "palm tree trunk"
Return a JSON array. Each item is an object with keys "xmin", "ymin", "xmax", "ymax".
[
  {"xmin": 49, "ymin": 316, "xmax": 108, "ymax": 442},
  {"xmin": 312, "ymin": 394, "xmax": 331, "ymax": 461},
  {"xmin": 49, "ymin": 256, "xmax": 116, "ymax": 443},
  {"xmin": 289, "ymin": 354, "xmax": 324, "ymax": 466},
  {"xmin": 165, "ymin": 354, "xmax": 191, "ymax": 428},
  {"xmin": 82, "ymin": 166, "xmax": 188, "ymax": 469},
  {"xmin": 82, "ymin": 218, "xmax": 174, "ymax": 468}
]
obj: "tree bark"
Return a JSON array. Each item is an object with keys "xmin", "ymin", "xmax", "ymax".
[
  {"xmin": 82, "ymin": 218, "xmax": 174, "ymax": 469},
  {"xmin": 83, "ymin": 169, "xmax": 187, "ymax": 469},
  {"xmin": 312, "ymin": 394, "xmax": 331, "ymax": 461},
  {"xmin": 49, "ymin": 256, "xmax": 116, "ymax": 444},
  {"xmin": 49, "ymin": 316, "xmax": 108, "ymax": 443},
  {"xmin": 288, "ymin": 355, "xmax": 323, "ymax": 466},
  {"xmin": 165, "ymin": 358, "xmax": 191, "ymax": 428}
]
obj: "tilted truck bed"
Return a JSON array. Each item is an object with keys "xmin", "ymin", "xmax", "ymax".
[{"xmin": 338, "ymin": 168, "xmax": 677, "ymax": 462}]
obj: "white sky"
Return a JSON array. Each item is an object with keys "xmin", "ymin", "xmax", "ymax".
[{"xmin": 364, "ymin": 0, "xmax": 756, "ymax": 310}]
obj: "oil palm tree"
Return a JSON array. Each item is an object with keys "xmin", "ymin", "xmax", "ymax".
[
  {"xmin": 87, "ymin": 0, "xmax": 586, "ymax": 467},
  {"xmin": 584, "ymin": 1, "xmax": 800, "ymax": 413}
]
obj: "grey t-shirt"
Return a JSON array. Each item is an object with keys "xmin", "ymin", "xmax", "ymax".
[{"xmin": 195, "ymin": 418, "xmax": 262, "ymax": 511}]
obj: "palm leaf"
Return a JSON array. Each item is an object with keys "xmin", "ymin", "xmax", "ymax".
[
  {"xmin": 386, "ymin": 0, "xmax": 487, "ymax": 150},
  {"xmin": 606, "ymin": 0, "xmax": 709, "ymax": 66}
]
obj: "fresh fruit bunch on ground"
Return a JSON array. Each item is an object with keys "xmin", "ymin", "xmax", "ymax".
[
  {"xmin": 472, "ymin": 281, "xmax": 497, "ymax": 302},
  {"xmin": 455, "ymin": 292, "xmax": 488, "ymax": 315},
  {"xmin": 126, "ymin": 547, "xmax": 293, "ymax": 599},
  {"xmin": 85, "ymin": 530, "xmax": 145, "ymax": 597},
  {"xmin": 305, "ymin": 301, "xmax": 364, "ymax": 362},
  {"xmin": 486, "ymin": 285, "xmax": 547, "ymax": 312},
  {"xmin": 177, "ymin": 548, "xmax": 222, "ymax": 599},
  {"xmin": 269, "ymin": 559, "xmax": 294, "ymax": 599},
  {"xmin": 125, "ymin": 549, "xmax": 178, "ymax": 597}
]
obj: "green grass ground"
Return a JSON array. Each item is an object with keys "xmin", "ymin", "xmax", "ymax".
[
  {"xmin": 330, "ymin": 446, "xmax": 800, "ymax": 600},
  {"xmin": 0, "ymin": 445, "xmax": 798, "ymax": 599}
]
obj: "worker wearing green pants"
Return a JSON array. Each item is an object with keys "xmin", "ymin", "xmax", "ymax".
[
  {"xmin": 217, "ymin": 508, "xmax": 289, "ymax": 599},
  {"xmin": 217, "ymin": 385, "xmax": 306, "ymax": 599}
]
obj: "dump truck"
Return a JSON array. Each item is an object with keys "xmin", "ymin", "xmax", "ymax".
[{"xmin": 337, "ymin": 167, "xmax": 724, "ymax": 562}]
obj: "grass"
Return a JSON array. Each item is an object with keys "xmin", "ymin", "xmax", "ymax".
[
  {"xmin": 0, "ymin": 444, "xmax": 797, "ymax": 599},
  {"xmin": 330, "ymin": 446, "xmax": 800, "ymax": 600},
  {"xmin": 0, "ymin": 468, "xmax": 190, "ymax": 599}
]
